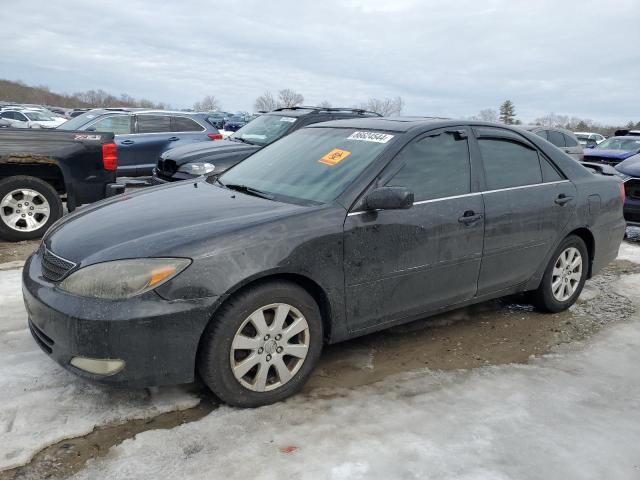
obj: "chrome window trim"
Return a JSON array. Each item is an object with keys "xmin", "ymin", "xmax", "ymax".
[
  {"xmin": 83, "ymin": 113, "xmax": 207, "ymax": 135},
  {"xmin": 346, "ymin": 180, "xmax": 571, "ymax": 217}
]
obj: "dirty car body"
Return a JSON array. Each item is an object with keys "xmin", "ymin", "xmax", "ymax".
[{"xmin": 23, "ymin": 118, "xmax": 625, "ymax": 395}]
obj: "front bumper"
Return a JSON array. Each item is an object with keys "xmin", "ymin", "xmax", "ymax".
[{"xmin": 22, "ymin": 252, "xmax": 219, "ymax": 387}]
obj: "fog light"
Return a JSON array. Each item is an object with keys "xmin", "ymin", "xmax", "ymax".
[{"xmin": 70, "ymin": 356, "xmax": 125, "ymax": 375}]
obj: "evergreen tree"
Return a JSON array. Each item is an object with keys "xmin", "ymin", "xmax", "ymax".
[{"xmin": 499, "ymin": 100, "xmax": 516, "ymax": 125}]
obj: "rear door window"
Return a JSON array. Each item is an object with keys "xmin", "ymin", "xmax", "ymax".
[
  {"xmin": 535, "ymin": 130, "xmax": 548, "ymax": 140},
  {"xmin": 547, "ymin": 130, "xmax": 565, "ymax": 147},
  {"xmin": 478, "ymin": 138, "xmax": 543, "ymax": 190},
  {"xmin": 386, "ymin": 131, "xmax": 471, "ymax": 201},
  {"xmin": 90, "ymin": 115, "xmax": 132, "ymax": 134},
  {"xmin": 172, "ymin": 116, "xmax": 204, "ymax": 132},
  {"xmin": 137, "ymin": 115, "xmax": 171, "ymax": 133}
]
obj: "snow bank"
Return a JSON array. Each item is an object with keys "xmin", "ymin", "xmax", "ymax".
[
  {"xmin": 0, "ymin": 269, "xmax": 200, "ymax": 471},
  {"xmin": 617, "ymin": 241, "xmax": 640, "ymax": 264},
  {"xmin": 74, "ymin": 313, "xmax": 640, "ymax": 479}
]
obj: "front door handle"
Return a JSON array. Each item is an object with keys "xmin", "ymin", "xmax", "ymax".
[
  {"xmin": 120, "ymin": 139, "xmax": 135, "ymax": 145},
  {"xmin": 458, "ymin": 210, "xmax": 484, "ymax": 225},
  {"xmin": 168, "ymin": 136, "xmax": 180, "ymax": 141},
  {"xmin": 555, "ymin": 194, "xmax": 574, "ymax": 206}
]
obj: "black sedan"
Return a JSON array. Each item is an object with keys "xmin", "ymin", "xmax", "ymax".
[{"xmin": 23, "ymin": 118, "xmax": 625, "ymax": 407}]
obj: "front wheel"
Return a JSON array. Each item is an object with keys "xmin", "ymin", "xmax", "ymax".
[
  {"xmin": 0, "ymin": 176, "xmax": 63, "ymax": 241},
  {"xmin": 532, "ymin": 235, "xmax": 588, "ymax": 312},
  {"xmin": 197, "ymin": 281, "xmax": 323, "ymax": 407}
]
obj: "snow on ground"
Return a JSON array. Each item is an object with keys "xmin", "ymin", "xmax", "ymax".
[
  {"xmin": 0, "ymin": 268, "xmax": 200, "ymax": 470},
  {"xmin": 74, "ymin": 291, "xmax": 640, "ymax": 479},
  {"xmin": 617, "ymin": 240, "xmax": 640, "ymax": 264}
]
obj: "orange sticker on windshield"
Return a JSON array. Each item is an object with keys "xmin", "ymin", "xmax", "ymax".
[{"xmin": 319, "ymin": 149, "xmax": 351, "ymax": 166}]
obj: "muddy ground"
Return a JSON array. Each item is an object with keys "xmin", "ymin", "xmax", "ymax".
[{"xmin": 1, "ymin": 234, "xmax": 639, "ymax": 479}]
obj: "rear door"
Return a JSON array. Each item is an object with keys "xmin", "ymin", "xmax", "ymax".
[
  {"xmin": 133, "ymin": 114, "xmax": 173, "ymax": 175},
  {"xmin": 344, "ymin": 127, "xmax": 484, "ymax": 332},
  {"xmin": 473, "ymin": 127, "xmax": 576, "ymax": 295}
]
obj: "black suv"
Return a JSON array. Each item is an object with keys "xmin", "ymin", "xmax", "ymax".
[{"xmin": 152, "ymin": 106, "xmax": 380, "ymax": 183}]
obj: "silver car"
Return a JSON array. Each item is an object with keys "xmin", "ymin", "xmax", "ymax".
[{"xmin": 521, "ymin": 125, "xmax": 584, "ymax": 161}]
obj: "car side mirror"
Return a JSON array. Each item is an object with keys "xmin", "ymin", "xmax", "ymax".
[{"xmin": 365, "ymin": 186, "xmax": 414, "ymax": 211}]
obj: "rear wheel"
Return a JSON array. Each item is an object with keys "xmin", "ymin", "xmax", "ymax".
[
  {"xmin": 197, "ymin": 281, "xmax": 323, "ymax": 407},
  {"xmin": 532, "ymin": 235, "xmax": 588, "ymax": 312},
  {"xmin": 0, "ymin": 176, "xmax": 63, "ymax": 241}
]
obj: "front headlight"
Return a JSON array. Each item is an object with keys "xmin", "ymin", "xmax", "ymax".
[
  {"xmin": 178, "ymin": 162, "xmax": 215, "ymax": 175},
  {"xmin": 58, "ymin": 258, "xmax": 191, "ymax": 299}
]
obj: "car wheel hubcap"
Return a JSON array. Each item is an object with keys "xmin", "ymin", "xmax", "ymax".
[
  {"xmin": 230, "ymin": 303, "xmax": 310, "ymax": 392},
  {"xmin": 551, "ymin": 247, "xmax": 583, "ymax": 301},
  {"xmin": 0, "ymin": 188, "xmax": 50, "ymax": 232}
]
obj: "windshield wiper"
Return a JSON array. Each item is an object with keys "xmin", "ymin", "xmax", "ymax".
[{"xmin": 223, "ymin": 183, "xmax": 274, "ymax": 200}]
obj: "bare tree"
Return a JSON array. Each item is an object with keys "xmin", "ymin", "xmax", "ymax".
[
  {"xmin": 254, "ymin": 91, "xmax": 278, "ymax": 112},
  {"xmin": 193, "ymin": 95, "xmax": 221, "ymax": 112},
  {"xmin": 318, "ymin": 100, "xmax": 332, "ymax": 108},
  {"xmin": 475, "ymin": 108, "xmax": 498, "ymax": 123},
  {"xmin": 278, "ymin": 89, "xmax": 304, "ymax": 108},
  {"xmin": 358, "ymin": 96, "xmax": 404, "ymax": 116}
]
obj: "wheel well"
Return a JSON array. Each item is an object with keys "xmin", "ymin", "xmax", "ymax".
[
  {"xmin": 0, "ymin": 164, "xmax": 66, "ymax": 194},
  {"xmin": 218, "ymin": 273, "xmax": 333, "ymax": 343},
  {"xmin": 568, "ymin": 227, "xmax": 595, "ymax": 277}
]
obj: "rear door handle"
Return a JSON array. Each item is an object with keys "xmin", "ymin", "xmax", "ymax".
[
  {"xmin": 555, "ymin": 194, "xmax": 574, "ymax": 206},
  {"xmin": 458, "ymin": 210, "xmax": 484, "ymax": 225},
  {"xmin": 168, "ymin": 136, "xmax": 180, "ymax": 141},
  {"xmin": 120, "ymin": 139, "xmax": 134, "ymax": 145}
]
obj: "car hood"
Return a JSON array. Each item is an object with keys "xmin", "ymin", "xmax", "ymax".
[
  {"xmin": 161, "ymin": 139, "xmax": 260, "ymax": 166},
  {"xmin": 615, "ymin": 154, "xmax": 640, "ymax": 177},
  {"xmin": 44, "ymin": 179, "xmax": 305, "ymax": 265},
  {"xmin": 584, "ymin": 149, "xmax": 638, "ymax": 161}
]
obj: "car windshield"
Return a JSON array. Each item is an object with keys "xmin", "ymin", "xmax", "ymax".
[
  {"xmin": 57, "ymin": 111, "xmax": 102, "ymax": 130},
  {"xmin": 230, "ymin": 114, "xmax": 297, "ymax": 146},
  {"xmin": 596, "ymin": 137, "xmax": 640, "ymax": 151},
  {"xmin": 24, "ymin": 111, "xmax": 54, "ymax": 121},
  {"xmin": 219, "ymin": 127, "xmax": 395, "ymax": 204}
]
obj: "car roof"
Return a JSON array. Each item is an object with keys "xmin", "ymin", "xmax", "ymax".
[{"xmin": 306, "ymin": 116, "xmax": 466, "ymax": 133}]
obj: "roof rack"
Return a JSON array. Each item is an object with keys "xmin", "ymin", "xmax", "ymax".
[{"xmin": 270, "ymin": 106, "xmax": 382, "ymax": 117}]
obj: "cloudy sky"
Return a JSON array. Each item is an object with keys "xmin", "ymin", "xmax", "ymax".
[{"xmin": 1, "ymin": 0, "xmax": 639, "ymax": 123}]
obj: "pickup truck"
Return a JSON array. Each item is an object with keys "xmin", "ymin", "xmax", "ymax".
[{"xmin": 0, "ymin": 129, "xmax": 124, "ymax": 241}]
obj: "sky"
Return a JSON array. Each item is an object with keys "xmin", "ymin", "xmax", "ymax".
[{"xmin": 1, "ymin": 0, "xmax": 639, "ymax": 124}]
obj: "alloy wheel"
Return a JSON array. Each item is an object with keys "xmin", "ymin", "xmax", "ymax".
[
  {"xmin": 551, "ymin": 247, "xmax": 583, "ymax": 301},
  {"xmin": 230, "ymin": 303, "xmax": 310, "ymax": 392},
  {"xmin": 0, "ymin": 188, "xmax": 50, "ymax": 232}
]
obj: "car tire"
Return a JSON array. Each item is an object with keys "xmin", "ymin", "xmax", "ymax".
[
  {"xmin": 532, "ymin": 235, "xmax": 589, "ymax": 312},
  {"xmin": 0, "ymin": 176, "xmax": 63, "ymax": 241},
  {"xmin": 197, "ymin": 281, "xmax": 323, "ymax": 408}
]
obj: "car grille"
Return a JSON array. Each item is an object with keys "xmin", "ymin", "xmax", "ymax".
[
  {"xmin": 625, "ymin": 178, "xmax": 640, "ymax": 200},
  {"xmin": 29, "ymin": 318, "xmax": 54, "ymax": 354},
  {"xmin": 41, "ymin": 247, "xmax": 76, "ymax": 282},
  {"xmin": 157, "ymin": 158, "xmax": 178, "ymax": 175}
]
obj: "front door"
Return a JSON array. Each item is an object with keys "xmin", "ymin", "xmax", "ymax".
[
  {"xmin": 473, "ymin": 127, "xmax": 577, "ymax": 295},
  {"xmin": 344, "ymin": 128, "xmax": 484, "ymax": 332}
]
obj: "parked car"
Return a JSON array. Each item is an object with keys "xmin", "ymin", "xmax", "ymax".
[
  {"xmin": 0, "ymin": 109, "xmax": 67, "ymax": 129},
  {"xmin": 224, "ymin": 115, "xmax": 247, "ymax": 132},
  {"xmin": 207, "ymin": 112, "xmax": 226, "ymax": 129},
  {"xmin": 69, "ymin": 108, "xmax": 90, "ymax": 118},
  {"xmin": 611, "ymin": 153, "xmax": 640, "ymax": 227},
  {"xmin": 583, "ymin": 135, "xmax": 640, "ymax": 165},
  {"xmin": 23, "ymin": 118, "xmax": 625, "ymax": 407},
  {"xmin": 153, "ymin": 106, "xmax": 381, "ymax": 182},
  {"xmin": 575, "ymin": 131, "xmax": 606, "ymax": 147},
  {"xmin": 57, "ymin": 109, "xmax": 223, "ymax": 176},
  {"xmin": 0, "ymin": 129, "xmax": 123, "ymax": 241},
  {"xmin": 519, "ymin": 125, "xmax": 584, "ymax": 161}
]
